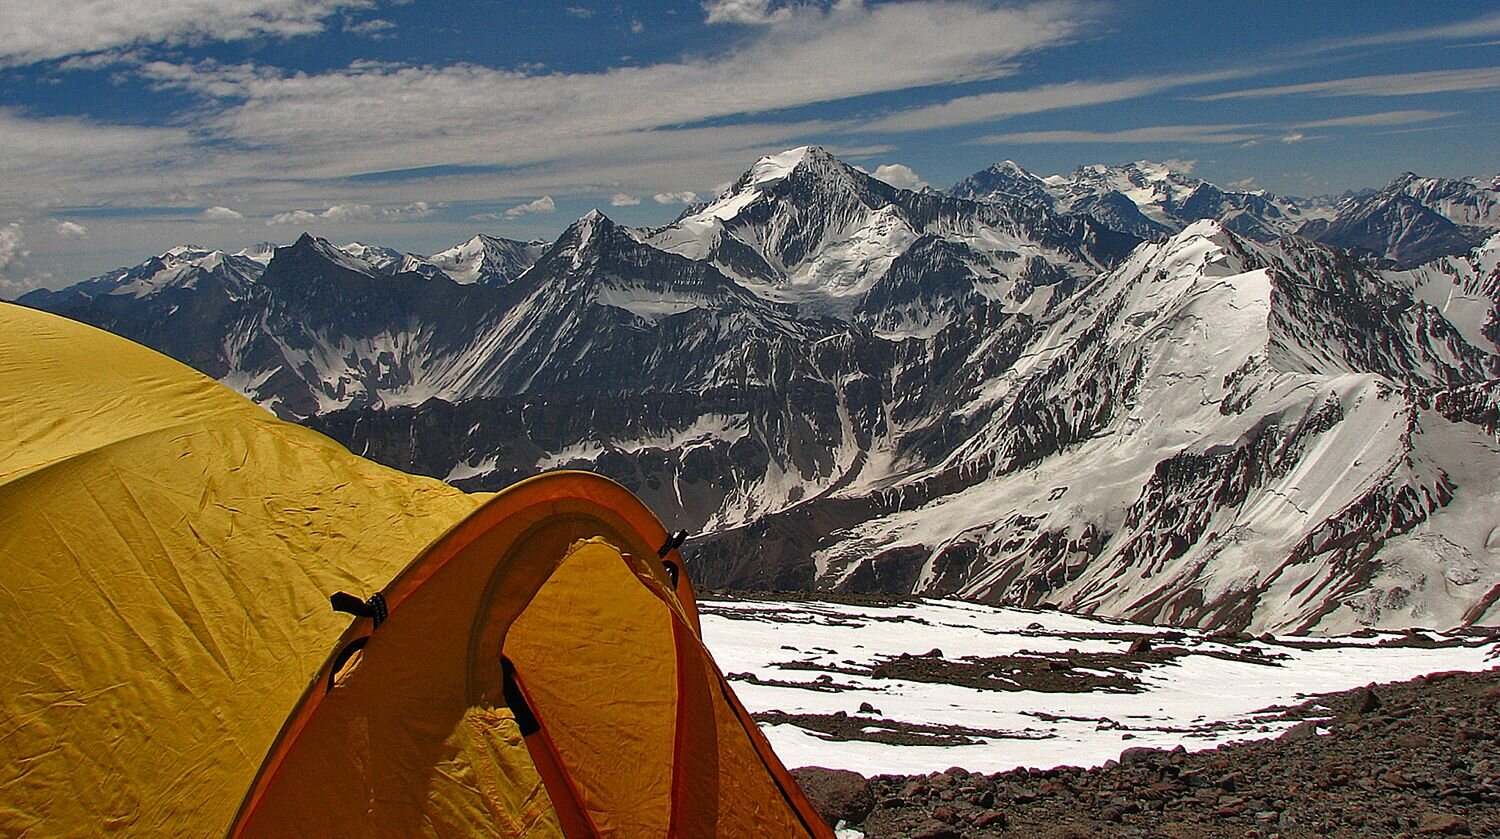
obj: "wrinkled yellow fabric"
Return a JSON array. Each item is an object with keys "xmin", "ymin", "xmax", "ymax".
[
  {"xmin": 424, "ymin": 706, "xmax": 563, "ymax": 837},
  {"xmin": 505, "ymin": 539, "xmax": 678, "ymax": 837},
  {"xmin": 0, "ymin": 303, "xmax": 484, "ymax": 837}
]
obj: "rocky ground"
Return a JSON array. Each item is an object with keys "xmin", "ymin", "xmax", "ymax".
[{"xmin": 792, "ymin": 666, "xmax": 1500, "ymax": 838}]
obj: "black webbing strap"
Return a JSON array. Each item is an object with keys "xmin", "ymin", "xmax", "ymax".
[
  {"xmin": 658, "ymin": 529, "xmax": 689, "ymax": 558},
  {"xmin": 330, "ymin": 591, "xmax": 388, "ymax": 627}
]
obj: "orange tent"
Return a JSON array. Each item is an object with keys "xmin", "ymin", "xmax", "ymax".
[
  {"xmin": 0, "ymin": 302, "xmax": 828, "ymax": 837},
  {"xmin": 233, "ymin": 472, "xmax": 831, "ymax": 838}
]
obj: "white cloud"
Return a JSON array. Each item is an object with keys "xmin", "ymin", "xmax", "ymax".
[
  {"xmin": 267, "ymin": 201, "xmax": 434, "ymax": 225},
  {"xmin": 319, "ymin": 202, "xmax": 375, "ymax": 222},
  {"xmin": 1279, "ymin": 131, "xmax": 1308, "ymax": 144},
  {"xmin": 565, "ymin": 6, "xmax": 594, "ymax": 18},
  {"xmin": 1161, "ymin": 158, "xmax": 1196, "ymax": 174},
  {"xmin": 268, "ymin": 209, "xmax": 319, "ymax": 225},
  {"xmin": 653, "ymin": 191, "xmax": 700, "ymax": 205},
  {"xmin": 1311, "ymin": 11, "xmax": 1500, "ymax": 54},
  {"xmin": 0, "ymin": 0, "xmax": 375, "ymax": 67},
  {"xmin": 344, "ymin": 17, "xmax": 394, "ymax": 38},
  {"xmin": 0, "ymin": 221, "xmax": 27, "ymax": 272},
  {"xmin": 203, "ymin": 205, "xmax": 246, "ymax": 221},
  {"xmin": 701, "ymin": 0, "xmax": 795, "ymax": 26},
  {"xmin": 865, "ymin": 69, "xmax": 1247, "ymax": 133},
  {"xmin": 975, "ymin": 124, "xmax": 1265, "ymax": 145},
  {"xmin": 504, "ymin": 196, "xmax": 556, "ymax": 218},
  {"xmin": 132, "ymin": 1, "xmax": 1084, "ymax": 174},
  {"xmin": 630, "ymin": 19, "xmax": 644, "ymax": 33},
  {"xmin": 1196, "ymin": 67, "xmax": 1500, "ymax": 101},
  {"xmin": 0, "ymin": 108, "xmax": 201, "ymax": 211},
  {"xmin": 54, "ymin": 220, "xmax": 89, "ymax": 239},
  {"xmin": 1296, "ymin": 109, "xmax": 1456, "ymax": 128},
  {"xmin": 387, "ymin": 201, "xmax": 434, "ymax": 219},
  {"xmin": 871, "ymin": 163, "xmax": 926, "ymax": 191},
  {"xmin": 610, "ymin": 193, "xmax": 642, "ymax": 206}
]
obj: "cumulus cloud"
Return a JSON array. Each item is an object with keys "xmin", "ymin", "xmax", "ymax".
[
  {"xmin": 653, "ymin": 191, "xmax": 700, "ymax": 205},
  {"xmin": 267, "ymin": 201, "xmax": 431, "ymax": 225},
  {"xmin": 0, "ymin": 0, "xmax": 376, "ymax": 67},
  {"xmin": 701, "ymin": 0, "xmax": 795, "ymax": 26},
  {"xmin": 388, "ymin": 201, "xmax": 435, "ymax": 219},
  {"xmin": 0, "ymin": 222, "xmax": 27, "ymax": 272},
  {"xmin": 203, "ymin": 205, "xmax": 246, "ymax": 221},
  {"xmin": 565, "ymin": 6, "xmax": 594, "ymax": 18},
  {"xmin": 318, "ymin": 202, "xmax": 375, "ymax": 222},
  {"xmin": 610, "ymin": 193, "xmax": 642, "ymax": 206},
  {"xmin": 54, "ymin": 220, "xmax": 89, "ymax": 239},
  {"xmin": 344, "ymin": 17, "xmax": 394, "ymax": 39},
  {"xmin": 268, "ymin": 209, "xmax": 319, "ymax": 225},
  {"xmin": 871, "ymin": 163, "xmax": 926, "ymax": 191},
  {"xmin": 630, "ymin": 19, "xmax": 644, "ymax": 33},
  {"xmin": 504, "ymin": 195, "xmax": 556, "ymax": 218}
]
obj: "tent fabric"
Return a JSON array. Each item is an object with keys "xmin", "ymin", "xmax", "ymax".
[
  {"xmin": 0, "ymin": 302, "xmax": 830, "ymax": 837},
  {"xmin": 0, "ymin": 302, "xmax": 487, "ymax": 836},
  {"xmin": 232, "ymin": 476, "xmax": 829, "ymax": 838}
]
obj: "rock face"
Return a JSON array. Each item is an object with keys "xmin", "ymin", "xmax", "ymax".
[
  {"xmin": 16, "ymin": 148, "xmax": 1500, "ymax": 632},
  {"xmin": 1312, "ymin": 172, "xmax": 1500, "ymax": 267}
]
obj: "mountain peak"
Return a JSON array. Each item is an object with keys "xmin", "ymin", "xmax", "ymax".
[
  {"xmin": 746, "ymin": 146, "xmax": 815, "ymax": 190},
  {"xmin": 280, "ymin": 232, "xmax": 379, "ymax": 275}
]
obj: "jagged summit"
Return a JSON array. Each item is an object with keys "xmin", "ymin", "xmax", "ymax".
[
  {"xmin": 427, "ymin": 233, "xmax": 544, "ymax": 287},
  {"xmin": 645, "ymin": 145, "xmax": 1133, "ymax": 323}
]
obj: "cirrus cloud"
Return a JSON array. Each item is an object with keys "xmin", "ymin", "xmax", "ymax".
[{"xmin": 0, "ymin": 0, "xmax": 377, "ymax": 67}]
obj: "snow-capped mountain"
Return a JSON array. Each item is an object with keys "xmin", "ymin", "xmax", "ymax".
[
  {"xmin": 14, "ymin": 244, "xmax": 263, "ymax": 311},
  {"xmin": 16, "ymin": 148, "xmax": 1500, "ymax": 633},
  {"xmin": 427, "ymin": 234, "xmax": 546, "ymax": 286},
  {"xmin": 337, "ymin": 241, "xmax": 450, "ymax": 280},
  {"xmin": 698, "ymin": 223, "xmax": 1499, "ymax": 633},
  {"xmin": 645, "ymin": 146, "xmax": 1136, "ymax": 334},
  {"xmin": 952, "ymin": 160, "xmax": 1330, "ymax": 244},
  {"xmin": 1309, "ymin": 172, "xmax": 1500, "ymax": 267}
]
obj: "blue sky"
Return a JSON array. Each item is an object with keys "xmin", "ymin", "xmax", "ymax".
[{"xmin": 2, "ymin": 0, "xmax": 1498, "ymax": 292}]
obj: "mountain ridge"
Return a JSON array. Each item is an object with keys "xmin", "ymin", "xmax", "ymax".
[{"xmin": 15, "ymin": 147, "xmax": 1500, "ymax": 633}]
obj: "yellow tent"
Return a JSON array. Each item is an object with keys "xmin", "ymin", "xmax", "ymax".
[{"xmin": 0, "ymin": 302, "xmax": 829, "ymax": 838}]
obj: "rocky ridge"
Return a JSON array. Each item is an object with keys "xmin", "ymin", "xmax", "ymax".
[{"xmin": 797, "ymin": 665, "xmax": 1500, "ymax": 838}]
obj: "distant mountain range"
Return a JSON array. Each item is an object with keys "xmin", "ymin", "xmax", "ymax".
[
  {"xmin": 14, "ymin": 147, "xmax": 1500, "ymax": 633},
  {"xmin": 953, "ymin": 159, "xmax": 1500, "ymax": 268}
]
